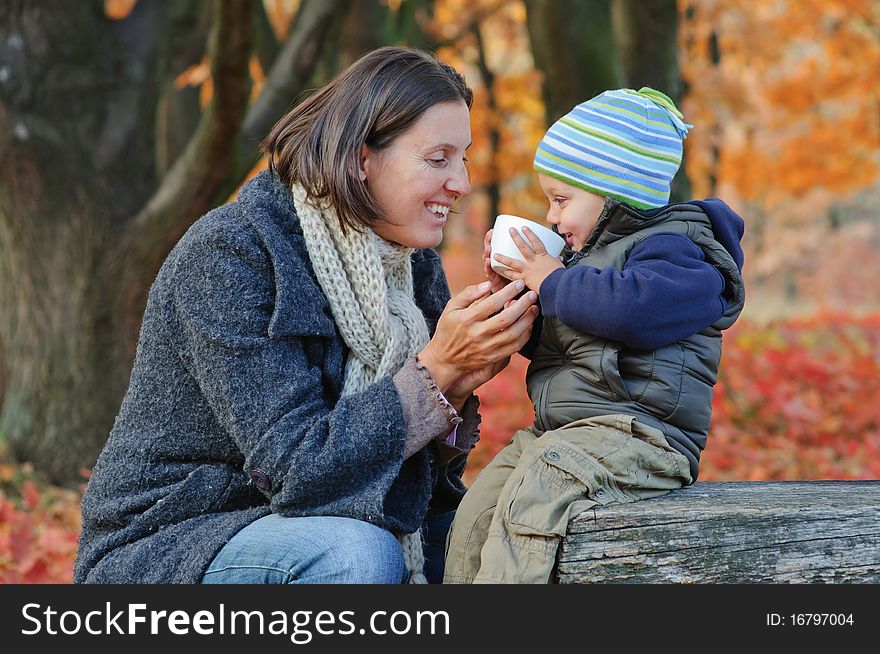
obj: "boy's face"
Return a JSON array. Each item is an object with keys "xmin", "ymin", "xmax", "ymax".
[{"xmin": 537, "ymin": 173, "xmax": 605, "ymax": 252}]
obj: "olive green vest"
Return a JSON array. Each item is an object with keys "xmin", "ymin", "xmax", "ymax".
[{"xmin": 526, "ymin": 201, "xmax": 745, "ymax": 480}]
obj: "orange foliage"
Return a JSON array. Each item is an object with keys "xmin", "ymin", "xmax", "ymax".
[
  {"xmin": 174, "ymin": 58, "xmax": 213, "ymax": 110},
  {"xmin": 263, "ymin": 0, "xmax": 301, "ymax": 41},
  {"xmin": 681, "ymin": 0, "xmax": 880, "ymax": 204},
  {"xmin": 679, "ymin": 0, "xmax": 880, "ymax": 310},
  {"xmin": 0, "ymin": 462, "xmax": 81, "ymax": 583},
  {"xmin": 432, "ymin": 0, "xmax": 549, "ymax": 232},
  {"xmin": 104, "ymin": 0, "xmax": 137, "ymax": 21}
]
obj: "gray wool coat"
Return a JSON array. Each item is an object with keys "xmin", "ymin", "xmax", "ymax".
[{"xmin": 74, "ymin": 171, "xmax": 473, "ymax": 584}]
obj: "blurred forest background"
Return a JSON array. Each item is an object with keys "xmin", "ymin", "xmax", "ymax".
[{"xmin": 1, "ymin": 0, "xmax": 878, "ymax": 581}]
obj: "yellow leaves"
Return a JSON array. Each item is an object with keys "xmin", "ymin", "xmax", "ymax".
[
  {"xmin": 681, "ymin": 0, "xmax": 880, "ymax": 211},
  {"xmin": 175, "ymin": 58, "xmax": 213, "ymax": 110},
  {"xmin": 429, "ymin": 0, "xmax": 527, "ymax": 49},
  {"xmin": 431, "ymin": 0, "xmax": 483, "ymax": 39},
  {"xmin": 174, "ymin": 56, "xmax": 268, "ymax": 110},
  {"xmin": 263, "ymin": 0, "xmax": 301, "ymax": 41},
  {"xmin": 104, "ymin": 0, "xmax": 137, "ymax": 21},
  {"xmin": 174, "ymin": 58, "xmax": 211, "ymax": 91}
]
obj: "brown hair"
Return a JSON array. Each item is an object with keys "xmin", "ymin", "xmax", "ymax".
[{"xmin": 261, "ymin": 46, "xmax": 473, "ymax": 233}]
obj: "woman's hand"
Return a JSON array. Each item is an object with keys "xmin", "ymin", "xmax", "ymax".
[
  {"xmin": 444, "ymin": 356, "xmax": 510, "ymax": 411},
  {"xmin": 418, "ymin": 278, "xmax": 538, "ymax": 401},
  {"xmin": 483, "ymin": 229, "xmax": 509, "ymax": 294}
]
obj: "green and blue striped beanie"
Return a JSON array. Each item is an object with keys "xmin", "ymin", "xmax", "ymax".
[{"xmin": 533, "ymin": 87, "xmax": 692, "ymax": 210}]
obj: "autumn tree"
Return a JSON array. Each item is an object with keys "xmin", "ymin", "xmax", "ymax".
[
  {"xmin": 0, "ymin": 0, "xmax": 354, "ymax": 484},
  {"xmin": 679, "ymin": 0, "xmax": 880, "ymax": 307},
  {"xmin": 522, "ymin": 0, "xmax": 680, "ymax": 120},
  {"xmin": 432, "ymin": 0, "xmax": 689, "ymax": 232}
]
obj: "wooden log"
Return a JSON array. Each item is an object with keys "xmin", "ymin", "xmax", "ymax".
[{"xmin": 556, "ymin": 480, "xmax": 880, "ymax": 583}]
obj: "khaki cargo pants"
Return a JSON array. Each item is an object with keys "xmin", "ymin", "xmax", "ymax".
[{"xmin": 444, "ymin": 414, "xmax": 692, "ymax": 584}]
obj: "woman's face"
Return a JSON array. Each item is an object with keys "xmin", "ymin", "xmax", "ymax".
[{"xmin": 361, "ymin": 101, "xmax": 472, "ymax": 249}]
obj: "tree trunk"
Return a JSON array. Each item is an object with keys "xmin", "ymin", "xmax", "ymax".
[
  {"xmin": 613, "ymin": 0, "xmax": 691, "ymax": 201},
  {"xmin": 0, "ymin": 0, "xmax": 194, "ymax": 485},
  {"xmin": 474, "ymin": 24, "xmax": 501, "ymax": 228},
  {"xmin": 339, "ymin": 0, "xmax": 387, "ymax": 68},
  {"xmin": 0, "ymin": 0, "xmax": 345, "ymax": 485},
  {"xmin": 613, "ymin": 0, "xmax": 681, "ymax": 98},
  {"xmin": 524, "ymin": 0, "xmax": 625, "ymax": 125},
  {"xmin": 525, "ymin": 0, "xmax": 691, "ymax": 200},
  {"xmin": 0, "ymin": 169, "xmax": 130, "ymax": 487},
  {"xmin": 557, "ymin": 481, "xmax": 880, "ymax": 583}
]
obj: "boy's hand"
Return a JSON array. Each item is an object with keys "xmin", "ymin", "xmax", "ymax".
[
  {"xmin": 492, "ymin": 226, "xmax": 564, "ymax": 293},
  {"xmin": 483, "ymin": 229, "xmax": 509, "ymax": 294}
]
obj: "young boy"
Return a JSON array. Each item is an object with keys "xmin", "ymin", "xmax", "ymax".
[{"xmin": 443, "ymin": 88, "xmax": 746, "ymax": 584}]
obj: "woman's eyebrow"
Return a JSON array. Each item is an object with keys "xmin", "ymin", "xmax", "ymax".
[{"xmin": 426, "ymin": 142, "xmax": 472, "ymax": 151}]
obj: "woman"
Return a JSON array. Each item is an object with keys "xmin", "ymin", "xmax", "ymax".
[{"xmin": 74, "ymin": 46, "xmax": 539, "ymax": 584}]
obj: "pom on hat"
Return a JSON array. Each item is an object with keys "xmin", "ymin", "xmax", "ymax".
[{"xmin": 533, "ymin": 87, "xmax": 693, "ymax": 210}]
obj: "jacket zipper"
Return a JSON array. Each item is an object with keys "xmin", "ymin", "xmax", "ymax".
[
  {"xmin": 537, "ymin": 199, "xmax": 616, "ymax": 429},
  {"xmin": 535, "ymin": 370, "xmax": 549, "ymax": 432}
]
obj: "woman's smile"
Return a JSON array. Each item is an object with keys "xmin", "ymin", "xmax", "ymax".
[{"xmin": 426, "ymin": 202, "xmax": 450, "ymax": 223}]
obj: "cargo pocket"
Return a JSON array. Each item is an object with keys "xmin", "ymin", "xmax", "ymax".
[
  {"xmin": 502, "ymin": 439, "xmax": 611, "ymax": 538},
  {"xmin": 603, "ymin": 419, "xmax": 692, "ymax": 499}
]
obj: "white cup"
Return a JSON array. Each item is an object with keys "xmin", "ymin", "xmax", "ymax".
[{"xmin": 490, "ymin": 214, "xmax": 565, "ymax": 279}]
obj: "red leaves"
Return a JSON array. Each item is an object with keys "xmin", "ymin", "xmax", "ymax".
[
  {"xmin": 700, "ymin": 311, "xmax": 880, "ymax": 481},
  {"xmin": 0, "ymin": 478, "xmax": 81, "ymax": 584}
]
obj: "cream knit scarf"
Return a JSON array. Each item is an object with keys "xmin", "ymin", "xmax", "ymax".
[{"xmin": 292, "ymin": 183, "xmax": 431, "ymax": 584}]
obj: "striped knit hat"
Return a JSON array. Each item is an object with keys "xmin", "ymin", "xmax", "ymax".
[{"xmin": 533, "ymin": 87, "xmax": 692, "ymax": 210}]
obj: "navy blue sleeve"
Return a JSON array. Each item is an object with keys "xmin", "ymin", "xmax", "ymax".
[{"xmin": 538, "ymin": 233, "xmax": 727, "ymax": 350}]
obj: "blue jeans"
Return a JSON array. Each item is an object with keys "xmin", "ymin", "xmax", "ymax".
[{"xmin": 201, "ymin": 510, "xmax": 455, "ymax": 584}]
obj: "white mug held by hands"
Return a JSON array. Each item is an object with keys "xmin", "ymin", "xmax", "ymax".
[{"xmin": 490, "ymin": 214, "xmax": 565, "ymax": 280}]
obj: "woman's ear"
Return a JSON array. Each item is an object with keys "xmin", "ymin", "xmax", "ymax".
[{"xmin": 358, "ymin": 145, "xmax": 373, "ymax": 182}]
